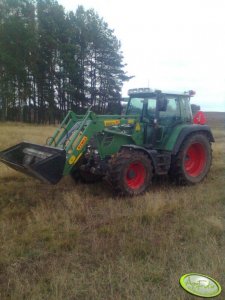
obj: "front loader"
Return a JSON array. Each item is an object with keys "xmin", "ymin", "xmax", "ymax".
[{"xmin": 0, "ymin": 88, "xmax": 214, "ymax": 196}]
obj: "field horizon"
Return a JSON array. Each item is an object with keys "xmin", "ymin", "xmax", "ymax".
[{"xmin": 0, "ymin": 112, "xmax": 224, "ymax": 299}]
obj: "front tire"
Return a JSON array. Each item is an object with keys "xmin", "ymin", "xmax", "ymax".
[
  {"xmin": 170, "ymin": 133, "xmax": 212, "ymax": 184},
  {"xmin": 107, "ymin": 149, "xmax": 153, "ymax": 196}
]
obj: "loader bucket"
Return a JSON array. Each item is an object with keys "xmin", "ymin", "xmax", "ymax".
[{"xmin": 0, "ymin": 142, "xmax": 66, "ymax": 184}]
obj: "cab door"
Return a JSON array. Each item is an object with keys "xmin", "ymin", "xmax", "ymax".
[{"xmin": 156, "ymin": 96, "xmax": 181, "ymax": 146}]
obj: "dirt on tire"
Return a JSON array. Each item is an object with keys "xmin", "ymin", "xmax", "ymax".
[
  {"xmin": 170, "ymin": 133, "xmax": 212, "ymax": 185},
  {"xmin": 107, "ymin": 149, "xmax": 153, "ymax": 196}
]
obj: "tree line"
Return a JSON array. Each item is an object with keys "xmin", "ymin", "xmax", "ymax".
[{"xmin": 0, "ymin": 0, "xmax": 131, "ymax": 123}]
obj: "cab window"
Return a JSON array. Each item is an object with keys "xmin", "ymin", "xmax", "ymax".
[
  {"xmin": 126, "ymin": 98, "xmax": 143, "ymax": 115},
  {"xmin": 147, "ymin": 99, "xmax": 156, "ymax": 116},
  {"xmin": 159, "ymin": 97, "xmax": 181, "ymax": 125}
]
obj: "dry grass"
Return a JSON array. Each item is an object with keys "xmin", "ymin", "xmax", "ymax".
[{"xmin": 0, "ymin": 117, "xmax": 224, "ymax": 300}]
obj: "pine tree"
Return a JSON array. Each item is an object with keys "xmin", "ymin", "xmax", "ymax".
[{"xmin": 0, "ymin": 1, "xmax": 131, "ymax": 122}]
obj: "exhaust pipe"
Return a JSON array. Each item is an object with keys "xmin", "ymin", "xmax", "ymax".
[{"xmin": 0, "ymin": 142, "xmax": 66, "ymax": 184}]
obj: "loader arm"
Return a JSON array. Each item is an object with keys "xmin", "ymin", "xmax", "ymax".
[
  {"xmin": 50, "ymin": 109, "xmax": 140, "ymax": 176},
  {"xmin": 0, "ymin": 109, "xmax": 140, "ymax": 183}
]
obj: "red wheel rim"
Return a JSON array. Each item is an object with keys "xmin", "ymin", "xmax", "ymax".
[
  {"xmin": 185, "ymin": 143, "xmax": 206, "ymax": 177},
  {"xmin": 126, "ymin": 161, "xmax": 146, "ymax": 189}
]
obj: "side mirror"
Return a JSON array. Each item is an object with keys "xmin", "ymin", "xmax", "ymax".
[{"xmin": 157, "ymin": 96, "xmax": 168, "ymax": 111}]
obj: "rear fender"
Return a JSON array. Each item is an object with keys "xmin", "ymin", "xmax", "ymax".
[{"xmin": 172, "ymin": 125, "xmax": 214, "ymax": 155}]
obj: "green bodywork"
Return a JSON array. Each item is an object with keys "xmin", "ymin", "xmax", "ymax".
[
  {"xmin": 0, "ymin": 88, "xmax": 201, "ymax": 184},
  {"xmin": 47, "ymin": 109, "xmax": 142, "ymax": 176},
  {"xmin": 46, "ymin": 90, "xmax": 194, "ymax": 176}
]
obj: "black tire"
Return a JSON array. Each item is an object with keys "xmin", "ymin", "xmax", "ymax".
[
  {"xmin": 170, "ymin": 133, "xmax": 212, "ymax": 185},
  {"xmin": 70, "ymin": 154, "xmax": 102, "ymax": 184},
  {"xmin": 70, "ymin": 169, "xmax": 102, "ymax": 184},
  {"xmin": 79, "ymin": 170, "xmax": 102, "ymax": 183},
  {"xmin": 107, "ymin": 149, "xmax": 153, "ymax": 196}
]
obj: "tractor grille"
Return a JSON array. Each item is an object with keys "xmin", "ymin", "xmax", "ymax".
[{"xmin": 102, "ymin": 135, "xmax": 114, "ymax": 147}]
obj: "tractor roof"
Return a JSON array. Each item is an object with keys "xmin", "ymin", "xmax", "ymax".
[{"xmin": 128, "ymin": 88, "xmax": 195, "ymax": 97}]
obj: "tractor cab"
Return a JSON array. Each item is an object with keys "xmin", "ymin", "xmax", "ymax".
[{"xmin": 126, "ymin": 88, "xmax": 194, "ymax": 147}]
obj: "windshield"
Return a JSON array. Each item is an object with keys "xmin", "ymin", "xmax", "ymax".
[{"xmin": 126, "ymin": 96, "xmax": 156, "ymax": 116}]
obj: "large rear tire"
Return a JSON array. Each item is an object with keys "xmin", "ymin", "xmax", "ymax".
[
  {"xmin": 107, "ymin": 149, "xmax": 153, "ymax": 196},
  {"xmin": 170, "ymin": 133, "xmax": 212, "ymax": 184}
]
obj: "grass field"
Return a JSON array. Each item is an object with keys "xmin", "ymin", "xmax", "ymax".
[{"xmin": 0, "ymin": 115, "xmax": 224, "ymax": 299}]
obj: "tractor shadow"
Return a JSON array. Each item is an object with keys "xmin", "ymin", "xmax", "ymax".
[
  {"xmin": 150, "ymin": 175, "xmax": 183, "ymax": 193},
  {"xmin": 72, "ymin": 175, "xmax": 183, "ymax": 199},
  {"xmin": 0, "ymin": 171, "xmax": 187, "ymax": 207}
]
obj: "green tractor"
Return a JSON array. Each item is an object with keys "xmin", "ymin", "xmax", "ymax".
[{"xmin": 0, "ymin": 88, "xmax": 214, "ymax": 196}]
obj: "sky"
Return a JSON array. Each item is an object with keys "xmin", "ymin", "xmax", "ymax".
[{"xmin": 58, "ymin": 0, "xmax": 225, "ymax": 112}]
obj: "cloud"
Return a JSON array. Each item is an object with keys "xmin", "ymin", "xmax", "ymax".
[{"xmin": 59, "ymin": 0, "xmax": 225, "ymax": 111}]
